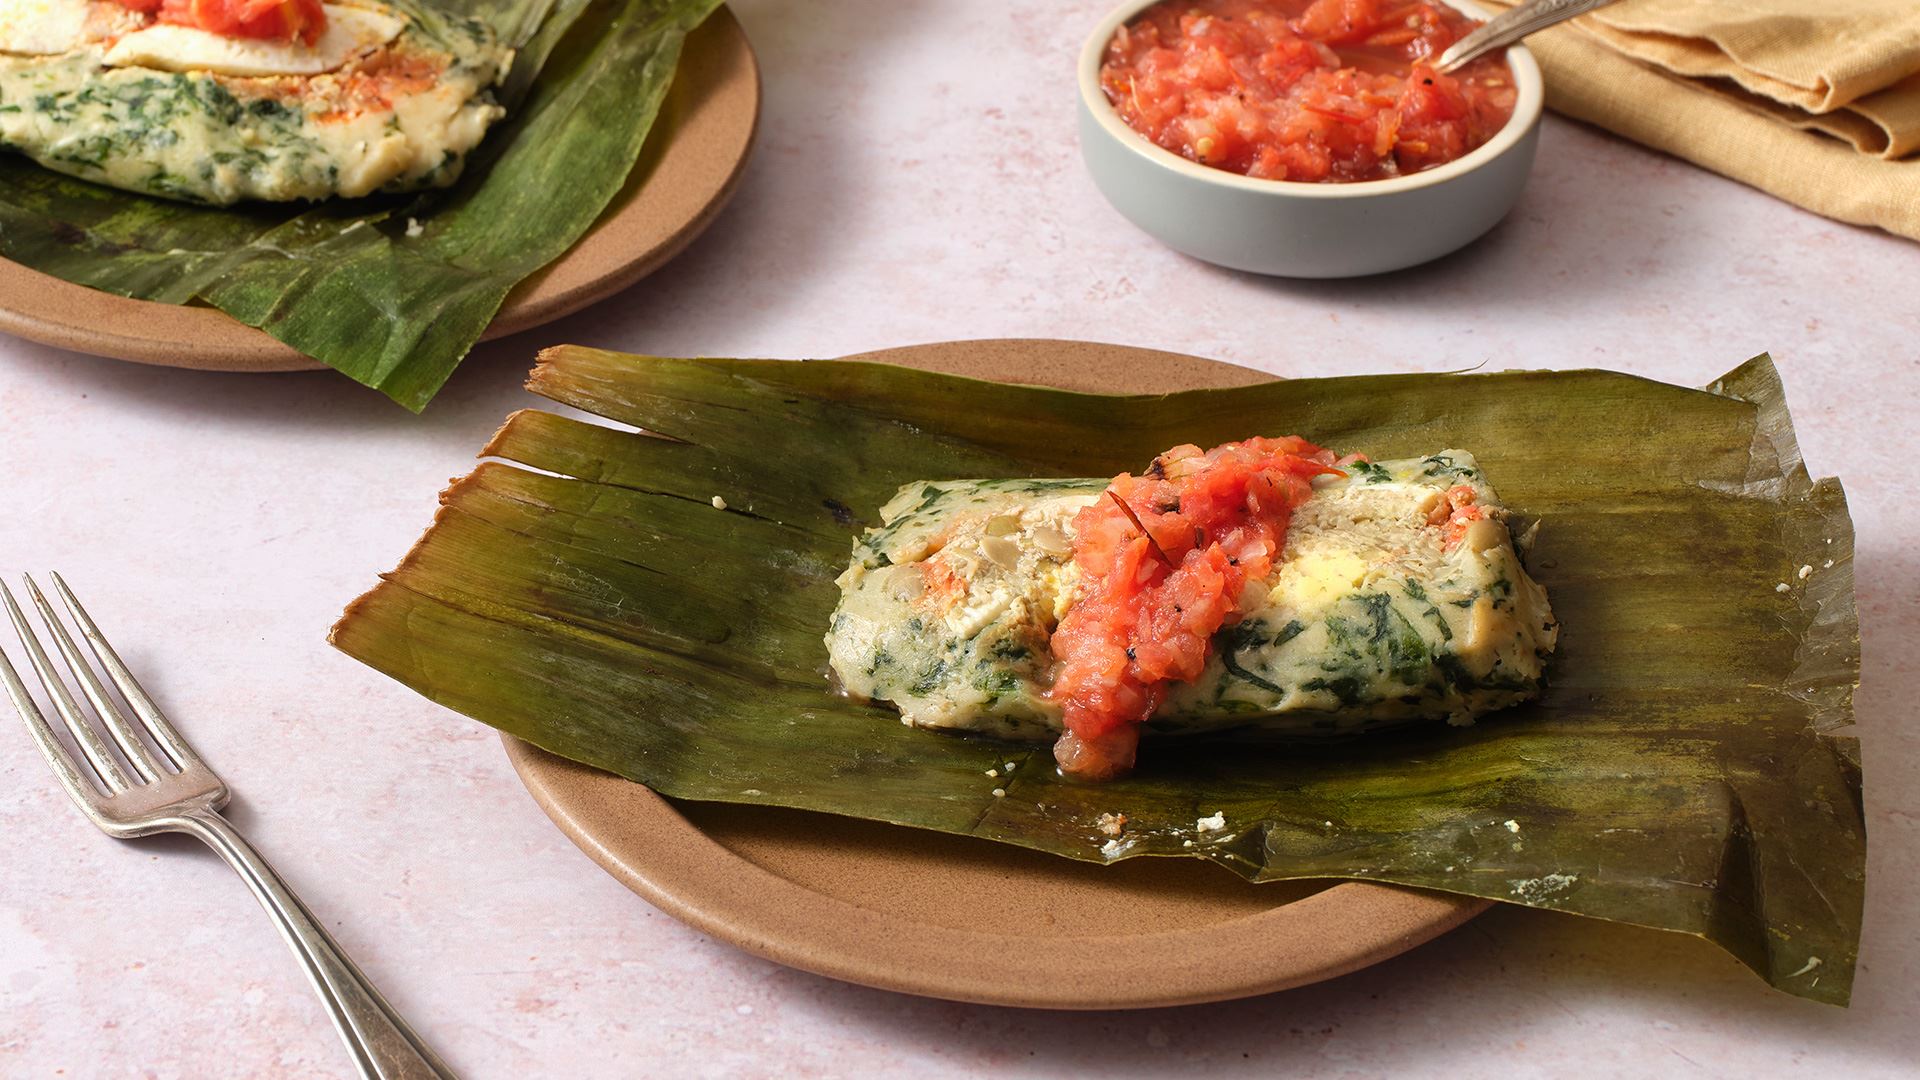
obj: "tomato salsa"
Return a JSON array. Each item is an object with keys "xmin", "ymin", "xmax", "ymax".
[
  {"xmin": 1100, "ymin": 0, "xmax": 1517, "ymax": 183},
  {"xmin": 112, "ymin": 0, "xmax": 328, "ymax": 45},
  {"xmin": 1049, "ymin": 437, "xmax": 1350, "ymax": 780}
]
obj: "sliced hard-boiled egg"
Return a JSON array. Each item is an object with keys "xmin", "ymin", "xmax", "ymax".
[
  {"xmin": 1266, "ymin": 548, "xmax": 1371, "ymax": 618},
  {"xmin": 103, "ymin": 2, "xmax": 403, "ymax": 76}
]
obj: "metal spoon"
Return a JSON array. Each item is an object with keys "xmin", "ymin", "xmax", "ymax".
[{"xmin": 1435, "ymin": 0, "xmax": 1622, "ymax": 73}]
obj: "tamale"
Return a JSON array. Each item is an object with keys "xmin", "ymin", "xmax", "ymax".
[{"xmin": 827, "ymin": 452, "xmax": 1556, "ymax": 743}]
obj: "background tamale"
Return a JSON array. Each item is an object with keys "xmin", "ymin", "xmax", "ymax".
[{"xmin": 0, "ymin": 0, "xmax": 722, "ymax": 410}]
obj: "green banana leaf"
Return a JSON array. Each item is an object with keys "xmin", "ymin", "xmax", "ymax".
[
  {"xmin": 0, "ymin": 0, "xmax": 721, "ymax": 411},
  {"xmin": 331, "ymin": 346, "xmax": 1864, "ymax": 1005}
]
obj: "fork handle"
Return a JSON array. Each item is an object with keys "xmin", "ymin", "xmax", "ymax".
[
  {"xmin": 174, "ymin": 809, "xmax": 457, "ymax": 1080},
  {"xmin": 1435, "ymin": 0, "xmax": 1621, "ymax": 72}
]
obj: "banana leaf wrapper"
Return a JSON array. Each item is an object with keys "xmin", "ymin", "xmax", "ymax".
[
  {"xmin": 331, "ymin": 348, "xmax": 1864, "ymax": 1004},
  {"xmin": 0, "ymin": 0, "xmax": 722, "ymax": 411}
]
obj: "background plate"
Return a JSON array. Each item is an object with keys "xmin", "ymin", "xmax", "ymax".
[
  {"xmin": 0, "ymin": 8, "xmax": 759, "ymax": 373},
  {"xmin": 504, "ymin": 338, "xmax": 1490, "ymax": 1010}
]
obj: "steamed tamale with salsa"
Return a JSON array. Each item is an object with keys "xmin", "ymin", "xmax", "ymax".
[{"xmin": 827, "ymin": 440, "xmax": 1557, "ymax": 780}]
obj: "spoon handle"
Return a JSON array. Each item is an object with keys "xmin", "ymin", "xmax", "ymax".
[{"xmin": 1435, "ymin": 0, "xmax": 1622, "ymax": 73}]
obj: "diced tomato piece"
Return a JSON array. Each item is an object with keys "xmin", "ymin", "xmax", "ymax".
[
  {"xmin": 113, "ymin": 0, "xmax": 328, "ymax": 45},
  {"xmin": 1430, "ymin": 484, "xmax": 1489, "ymax": 549}
]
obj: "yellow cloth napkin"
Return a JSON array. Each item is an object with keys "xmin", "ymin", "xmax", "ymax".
[{"xmin": 1486, "ymin": 0, "xmax": 1920, "ymax": 242}]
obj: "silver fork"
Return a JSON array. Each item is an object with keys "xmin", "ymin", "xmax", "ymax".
[{"xmin": 0, "ymin": 574, "xmax": 455, "ymax": 1080}]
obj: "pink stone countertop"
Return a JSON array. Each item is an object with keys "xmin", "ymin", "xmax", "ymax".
[{"xmin": 1, "ymin": 2, "xmax": 1915, "ymax": 1076}]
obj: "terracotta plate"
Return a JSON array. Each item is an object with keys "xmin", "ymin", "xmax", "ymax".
[
  {"xmin": 504, "ymin": 339, "xmax": 1489, "ymax": 1010},
  {"xmin": 0, "ymin": 9, "xmax": 759, "ymax": 373}
]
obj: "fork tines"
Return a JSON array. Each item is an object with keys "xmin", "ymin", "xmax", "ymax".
[{"xmin": 0, "ymin": 573, "xmax": 198, "ymax": 804}]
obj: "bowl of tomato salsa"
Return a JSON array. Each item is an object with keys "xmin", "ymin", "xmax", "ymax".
[{"xmin": 1078, "ymin": 0, "xmax": 1543, "ymax": 277}]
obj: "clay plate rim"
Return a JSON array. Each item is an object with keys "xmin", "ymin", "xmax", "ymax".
[
  {"xmin": 0, "ymin": 8, "xmax": 759, "ymax": 373},
  {"xmin": 502, "ymin": 338, "xmax": 1490, "ymax": 1010}
]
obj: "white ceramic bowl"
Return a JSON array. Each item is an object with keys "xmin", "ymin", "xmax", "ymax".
[{"xmin": 1077, "ymin": 0, "xmax": 1544, "ymax": 278}]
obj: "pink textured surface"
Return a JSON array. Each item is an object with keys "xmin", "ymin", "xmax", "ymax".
[{"xmin": 0, "ymin": 1, "xmax": 1914, "ymax": 1075}]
